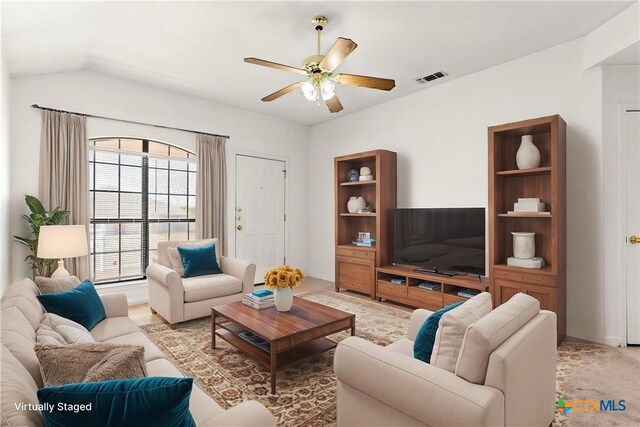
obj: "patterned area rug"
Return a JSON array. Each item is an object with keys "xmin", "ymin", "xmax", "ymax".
[
  {"xmin": 553, "ymin": 342, "xmax": 640, "ymax": 426},
  {"xmin": 141, "ymin": 292, "xmax": 640, "ymax": 426},
  {"xmin": 140, "ymin": 291, "xmax": 410, "ymax": 426}
]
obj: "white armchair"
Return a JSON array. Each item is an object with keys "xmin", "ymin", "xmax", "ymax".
[
  {"xmin": 334, "ymin": 305, "xmax": 557, "ymax": 426},
  {"xmin": 147, "ymin": 240, "xmax": 256, "ymax": 328}
]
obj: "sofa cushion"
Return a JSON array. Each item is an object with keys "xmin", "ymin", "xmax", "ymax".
[
  {"xmin": 455, "ymin": 293, "xmax": 540, "ymax": 384},
  {"xmin": 37, "ymin": 377, "xmax": 196, "ymax": 427},
  {"xmin": 35, "ymin": 343, "xmax": 147, "ymax": 387},
  {"xmin": 34, "ymin": 275, "xmax": 81, "ymax": 295},
  {"xmin": 1, "ymin": 306, "xmax": 43, "ymax": 387},
  {"xmin": 430, "ymin": 292, "xmax": 493, "ymax": 372},
  {"xmin": 385, "ymin": 338, "xmax": 413, "ymax": 356},
  {"xmin": 164, "ymin": 239, "xmax": 219, "ymax": 275},
  {"xmin": 90, "ymin": 317, "xmax": 141, "ymax": 342},
  {"xmin": 39, "ymin": 313, "xmax": 95, "ymax": 344},
  {"xmin": 182, "ymin": 274, "xmax": 242, "ymax": 302},
  {"xmin": 178, "ymin": 243, "xmax": 222, "ymax": 278},
  {"xmin": 103, "ymin": 332, "xmax": 165, "ymax": 362},
  {"xmin": 37, "ymin": 280, "xmax": 107, "ymax": 330},
  {"xmin": 0, "ymin": 345, "xmax": 43, "ymax": 427},
  {"xmin": 1, "ymin": 278, "xmax": 44, "ymax": 329},
  {"xmin": 146, "ymin": 359, "xmax": 224, "ymax": 425},
  {"xmin": 36, "ymin": 323, "xmax": 68, "ymax": 346},
  {"xmin": 414, "ymin": 302, "xmax": 462, "ymax": 363}
]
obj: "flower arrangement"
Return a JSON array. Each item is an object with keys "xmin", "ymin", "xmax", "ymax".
[{"xmin": 264, "ymin": 265, "xmax": 305, "ymax": 290}]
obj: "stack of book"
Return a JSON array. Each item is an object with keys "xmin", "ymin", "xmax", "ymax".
[
  {"xmin": 352, "ymin": 239, "xmax": 376, "ymax": 247},
  {"xmin": 508, "ymin": 198, "xmax": 549, "ymax": 215},
  {"xmin": 390, "ymin": 278, "xmax": 406, "ymax": 285},
  {"xmin": 457, "ymin": 289, "xmax": 481, "ymax": 299},
  {"xmin": 418, "ymin": 282, "xmax": 441, "ymax": 291},
  {"xmin": 238, "ymin": 330, "xmax": 270, "ymax": 351},
  {"xmin": 242, "ymin": 289, "xmax": 275, "ymax": 310},
  {"xmin": 507, "ymin": 256, "xmax": 546, "ymax": 269}
]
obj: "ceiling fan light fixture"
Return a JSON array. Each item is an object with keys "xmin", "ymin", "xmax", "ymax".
[
  {"xmin": 320, "ymin": 79, "xmax": 335, "ymax": 100},
  {"xmin": 301, "ymin": 80, "xmax": 317, "ymax": 101}
]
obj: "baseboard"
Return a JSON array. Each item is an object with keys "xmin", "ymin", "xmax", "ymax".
[
  {"xmin": 566, "ymin": 329, "xmax": 610, "ymax": 346},
  {"xmin": 603, "ymin": 336, "xmax": 620, "ymax": 347}
]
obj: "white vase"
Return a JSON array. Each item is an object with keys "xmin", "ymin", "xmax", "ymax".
[
  {"xmin": 347, "ymin": 197, "xmax": 359, "ymax": 213},
  {"xmin": 274, "ymin": 287, "xmax": 294, "ymax": 312},
  {"xmin": 347, "ymin": 196, "xmax": 367, "ymax": 213},
  {"xmin": 512, "ymin": 232, "xmax": 535, "ymax": 259},
  {"xmin": 516, "ymin": 135, "xmax": 541, "ymax": 170}
]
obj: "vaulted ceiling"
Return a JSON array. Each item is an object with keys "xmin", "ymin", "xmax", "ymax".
[{"xmin": 1, "ymin": 1, "xmax": 632, "ymax": 125}]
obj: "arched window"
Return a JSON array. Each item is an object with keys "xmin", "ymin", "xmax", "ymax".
[{"xmin": 89, "ymin": 138, "xmax": 197, "ymax": 283}]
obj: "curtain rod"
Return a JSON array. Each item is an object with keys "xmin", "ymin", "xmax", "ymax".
[{"xmin": 31, "ymin": 104, "xmax": 230, "ymax": 140}]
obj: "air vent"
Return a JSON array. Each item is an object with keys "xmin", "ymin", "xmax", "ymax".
[{"xmin": 414, "ymin": 71, "xmax": 448, "ymax": 84}]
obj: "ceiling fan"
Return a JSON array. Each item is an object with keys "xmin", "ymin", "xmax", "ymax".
[{"xmin": 244, "ymin": 16, "xmax": 396, "ymax": 113}]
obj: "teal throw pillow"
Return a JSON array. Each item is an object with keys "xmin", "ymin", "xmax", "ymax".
[
  {"xmin": 178, "ymin": 243, "xmax": 222, "ymax": 278},
  {"xmin": 37, "ymin": 280, "xmax": 106, "ymax": 330},
  {"xmin": 414, "ymin": 301, "xmax": 463, "ymax": 363},
  {"xmin": 37, "ymin": 377, "xmax": 196, "ymax": 427}
]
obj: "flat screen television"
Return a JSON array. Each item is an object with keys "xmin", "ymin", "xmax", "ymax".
[{"xmin": 393, "ymin": 208, "xmax": 486, "ymax": 276}]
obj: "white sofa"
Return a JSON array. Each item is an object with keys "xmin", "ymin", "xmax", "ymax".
[
  {"xmin": 334, "ymin": 304, "xmax": 557, "ymax": 426},
  {"xmin": 0, "ymin": 278, "xmax": 274, "ymax": 427},
  {"xmin": 147, "ymin": 240, "xmax": 256, "ymax": 328}
]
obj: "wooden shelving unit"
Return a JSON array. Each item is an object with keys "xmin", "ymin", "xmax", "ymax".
[
  {"xmin": 375, "ymin": 265, "xmax": 489, "ymax": 311},
  {"xmin": 335, "ymin": 150, "xmax": 397, "ymax": 298},
  {"xmin": 488, "ymin": 114, "xmax": 566, "ymax": 343}
]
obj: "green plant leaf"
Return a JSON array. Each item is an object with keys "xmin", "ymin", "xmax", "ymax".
[
  {"xmin": 47, "ymin": 208, "xmax": 70, "ymax": 225},
  {"xmin": 25, "ymin": 195, "xmax": 46, "ymax": 215}
]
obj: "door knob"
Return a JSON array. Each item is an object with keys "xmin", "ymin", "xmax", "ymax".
[
  {"xmin": 630, "ymin": 235, "xmax": 640, "ymax": 245},
  {"xmin": 237, "ymin": 225, "xmax": 243, "ymax": 231}
]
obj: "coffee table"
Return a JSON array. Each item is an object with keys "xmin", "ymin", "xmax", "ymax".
[{"xmin": 211, "ymin": 297, "xmax": 355, "ymax": 394}]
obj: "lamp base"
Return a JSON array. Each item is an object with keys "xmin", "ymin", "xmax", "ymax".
[{"xmin": 51, "ymin": 259, "xmax": 70, "ymax": 278}]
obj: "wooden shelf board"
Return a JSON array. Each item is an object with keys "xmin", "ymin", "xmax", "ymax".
[
  {"xmin": 339, "ymin": 213, "xmax": 377, "ymax": 217},
  {"xmin": 215, "ymin": 329, "xmax": 337, "ymax": 370},
  {"xmin": 498, "ymin": 213, "xmax": 552, "ymax": 218},
  {"xmin": 493, "ymin": 263, "xmax": 554, "ymax": 275},
  {"xmin": 336, "ymin": 244, "xmax": 377, "ymax": 251},
  {"xmin": 496, "ymin": 167, "xmax": 551, "ymax": 176},
  {"xmin": 340, "ymin": 180, "xmax": 377, "ymax": 186}
]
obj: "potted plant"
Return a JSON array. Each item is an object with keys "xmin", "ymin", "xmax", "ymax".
[
  {"xmin": 263, "ymin": 265, "xmax": 305, "ymax": 311},
  {"xmin": 13, "ymin": 195, "xmax": 70, "ymax": 278}
]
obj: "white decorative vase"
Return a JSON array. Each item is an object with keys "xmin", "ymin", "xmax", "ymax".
[
  {"xmin": 512, "ymin": 232, "xmax": 535, "ymax": 259},
  {"xmin": 515, "ymin": 135, "xmax": 540, "ymax": 170},
  {"xmin": 347, "ymin": 197, "xmax": 359, "ymax": 213},
  {"xmin": 347, "ymin": 196, "xmax": 367, "ymax": 213},
  {"xmin": 274, "ymin": 287, "xmax": 294, "ymax": 312}
]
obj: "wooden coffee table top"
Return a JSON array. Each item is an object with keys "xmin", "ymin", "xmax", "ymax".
[{"xmin": 212, "ymin": 296, "xmax": 354, "ymax": 342}]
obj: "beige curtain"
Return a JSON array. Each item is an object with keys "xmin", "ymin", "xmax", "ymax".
[
  {"xmin": 195, "ymin": 134, "xmax": 227, "ymax": 254},
  {"xmin": 38, "ymin": 110, "xmax": 90, "ymax": 279}
]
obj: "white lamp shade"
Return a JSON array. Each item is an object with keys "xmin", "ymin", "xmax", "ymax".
[{"xmin": 37, "ymin": 225, "xmax": 89, "ymax": 259}]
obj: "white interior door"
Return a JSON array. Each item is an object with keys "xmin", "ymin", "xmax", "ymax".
[
  {"xmin": 235, "ymin": 155, "xmax": 286, "ymax": 284},
  {"xmin": 625, "ymin": 109, "xmax": 640, "ymax": 344}
]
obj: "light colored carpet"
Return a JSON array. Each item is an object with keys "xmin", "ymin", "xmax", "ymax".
[{"xmin": 140, "ymin": 291, "xmax": 640, "ymax": 426}]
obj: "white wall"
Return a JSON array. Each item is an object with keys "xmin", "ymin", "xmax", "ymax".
[
  {"xmin": 308, "ymin": 38, "xmax": 607, "ymax": 343},
  {"xmin": 0, "ymin": 55, "xmax": 11, "ymax": 294},
  {"xmin": 9, "ymin": 70, "xmax": 309, "ymax": 287},
  {"xmin": 602, "ymin": 65, "xmax": 640, "ymax": 346}
]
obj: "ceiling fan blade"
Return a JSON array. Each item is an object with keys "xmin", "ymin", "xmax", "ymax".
[
  {"xmin": 261, "ymin": 82, "xmax": 302, "ymax": 102},
  {"xmin": 335, "ymin": 73, "xmax": 396, "ymax": 91},
  {"xmin": 325, "ymin": 95, "xmax": 343, "ymax": 113},
  {"xmin": 319, "ymin": 38, "xmax": 358, "ymax": 72},
  {"xmin": 244, "ymin": 57, "xmax": 307, "ymax": 75}
]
